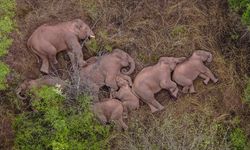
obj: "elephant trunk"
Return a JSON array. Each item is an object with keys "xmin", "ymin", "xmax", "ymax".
[
  {"xmin": 121, "ymin": 55, "xmax": 135, "ymax": 75},
  {"xmin": 16, "ymin": 87, "xmax": 27, "ymax": 100},
  {"xmin": 207, "ymin": 52, "xmax": 213, "ymax": 63}
]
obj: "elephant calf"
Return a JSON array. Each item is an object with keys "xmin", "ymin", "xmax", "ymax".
[
  {"xmin": 173, "ymin": 50, "xmax": 218, "ymax": 93},
  {"xmin": 28, "ymin": 19, "xmax": 95, "ymax": 74},
  {"xmin": 93, "ymin": 98, "xmax": 128, "ymax": 130},
  {"xmin": 16, "ymin": 75, "xmax": 67, "ymax": 99},
  {"xmin": 133, "ymin": 57, "xmax": 186, "ymax": 113},
  {"xmin": 112, "ymin": 76, "xmax": 139, "ymax": 117}
]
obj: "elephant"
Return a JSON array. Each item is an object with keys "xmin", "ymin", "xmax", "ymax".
[
  {"xmin": 132, "ymin": 57, "xmax": 186, "ymax": 113},
  {"xmin": 112, "ymin": 76, "xmax": 139, "ymax": 118},
  {"xmin": 173, "ymin": 50, "xmax": 218, "ymax": 93},
  {"xmin": 80, "ymin": 49, "xmax": 135, "ymax": 102},
  {"xmin": 16, "ymin": 75, "xmax": 67, "ymax": 100},
  {"xmin": 93, "ymin": 98, "xmax": 128, "ymax": 130},
  {"xmin": 27, "ymin": 19, "xmax": 95, "ymax": 74}
]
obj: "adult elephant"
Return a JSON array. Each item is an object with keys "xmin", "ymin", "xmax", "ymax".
[
  {"xmin": 80, "ymin": 49, "xmax": 135, "ymax": 102},
  {"xmin": 28, "ymin": 19, "xmax": 95, "ymax": 74},
  {"xmin": 133, "ymin": 57, "xmax": 186, "ymax": 113},
  {"xmin": 173, "ymin": 50, "xmax": 218, "ymax": 93}
]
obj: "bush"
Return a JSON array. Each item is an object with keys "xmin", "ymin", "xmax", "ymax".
[
  {"xmin": 230, "ymin": 128, "xmax": 248, "ymax": 150},
  {"xmin": 14, "ymin": 86, "xmax": 110, "ymax": 150},
  {"xmin": 228, "ymin": 0, "xmax": 250, "ymax": 26},
  {"xmin": 244, "ymin": 79, "xmax": 250, "ymax": 104}
]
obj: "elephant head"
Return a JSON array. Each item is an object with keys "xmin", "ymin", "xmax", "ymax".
[
  {"xmin": 192, "ymin": 50, "xmax": 213, "ymax": 63},
  {"xmin": 159, "ymin": 57, "xmax": 186, "ymax": 70},
  {"xmin": 73, "ymin": 19, "xmax": 95, "ymax": 40},
  {"xmin": 112, "ymin": 49, "xmax": 135, "ymax": 75}
]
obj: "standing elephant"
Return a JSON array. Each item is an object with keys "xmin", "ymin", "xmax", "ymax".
[
  {"xmin": 173, "ymin": 50, "xmax": 218, "ymax": 93},
  {"xmin": 16, "ymin": 75, "xmax": 67, "ymax": 100},
  {"xmin": 133, "ymin": 57, "xmax": 186, "ymax": 113},
  {"xmin": 80, "ymin": 49, "xmax": 135, "ymax": 102},
  {"xmin": 93, "ymin": 98, "xmax": 128, "ymax": 130},
  {"xmin": 28, "ymin": 19, "xmax": 95, "ymax": 74},
  {"xmin": 112, "ymin": 76, "xmax": 139, "ymax": 118}
]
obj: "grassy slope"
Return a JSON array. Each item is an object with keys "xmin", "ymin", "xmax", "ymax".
[{"xmin": 1, "ymin": 0, "xmax": 250, "ymax": 149}]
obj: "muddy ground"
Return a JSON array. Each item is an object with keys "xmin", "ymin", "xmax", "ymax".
[{"xmin": 1, "ymin": 0, "xmax": 250, "ymax": 149}]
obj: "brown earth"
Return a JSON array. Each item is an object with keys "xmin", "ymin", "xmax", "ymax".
[{"xmin": 1, "ymin": 0, "xmax": 250, "ymax": 149}]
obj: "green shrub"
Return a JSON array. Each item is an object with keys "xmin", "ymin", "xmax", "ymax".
[
  {"xmin": 14, "ymin": 86, "xmax": 110, "ymax": 150},
  {"xmin": 0, "ymin": 61, "xmax": 10, "ymax": 90},
  {"xmin": 230, "ymin": 128, "xmax": 248, "ymax": 150},
  {"xmin": 228, "ymin": 0, "xmax": 250, "ymax": 26},
  {"xmin": 244, "ymin": 79, "xmax": 250, "ymax": 103}
]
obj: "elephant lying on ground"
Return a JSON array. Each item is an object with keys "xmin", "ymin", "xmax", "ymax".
[
  {"xmin": 28, "ymin": 19, "xmax": 95, "ymax": 74},
  {"xmin": 80, "ymin": 49, "xmax": 135, "ymax": 102},
  {"xmin": 173, "ymin": 50, "xmax": 218, "ymax": 93},
  {"xmin": 112, "ymin": 76, "xmax": 139, "ymax": 118},
  {"xmin": 93, "ymin": 98, "xmax": 128, "ymax": 130},
  {"xmin": 16, "ymin": 75, "xmax": 67, "ymax": 99},
  {"xmin": 133, "ymin": 57, "xmax": 186, "ymax": 113}
]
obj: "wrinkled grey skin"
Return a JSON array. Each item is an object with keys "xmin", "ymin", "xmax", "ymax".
[
  {"xmin": 93, "ymin": 98, "xmax": 128, "ymax": 130},
  {"xmin": 133, "ymin": 57, "xmax": 186, "ymax": 113},
  {"xmin": 80, "ymin": 49, "xmax": 135, "ymax": 102},
  {"xmin": 16, "ymin": 75, "xmax": 67, "ymax": 100},
  {"xmin": 173, "ymin": 50, "xmax": 218, "ymax": 93},
  {"xmin": 112, "ymin": 76, "xmax": 139, "ymax": 118},
  {"xmin": 28, "ymin": 19, "xmax": 95, "ymax": 74}
]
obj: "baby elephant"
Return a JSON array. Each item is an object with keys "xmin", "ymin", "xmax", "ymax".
[
  {"xmin": 28, "ymin": 19, "xmax": 95, "ymax": 74},
  {"xmin": 112, "ymin": 76, "xmax": 139, "ymax": 117},
  {"xmin": 173, "ymin": 50, "xmax": 218, "ymax": 93},
  {"xmin": 16, "ymin": 75, "xmax": 67, "ymax": 99},
  {"xmin": 93, "ymin": 98, "xmax": 128, "ymax": 130},
  {"xmin": 133, "ymin": 57, "xmax": 186, "ymax": 113}
]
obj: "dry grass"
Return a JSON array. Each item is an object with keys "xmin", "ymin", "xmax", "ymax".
[{"xmin": 3, "ymin": 0, "xmax": 250, "ymax": 149}]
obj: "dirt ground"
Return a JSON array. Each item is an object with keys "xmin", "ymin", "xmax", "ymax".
[{"xmin": 1, "ymin": 0, "xmax": 250, "ymax": 149}]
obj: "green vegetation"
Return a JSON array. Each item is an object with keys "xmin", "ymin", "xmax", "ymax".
[
  {"xmin": 230, "ymin": 128, "xmax": 249, "ymax": 150},
  {"xmin": 244, "ymin": 79, "xmax": 250, "ymax": 103},
  {"xmin": 14, "ymin": 86, "xmax": 110, "ymax": 150},
  {"xmin": 0, "ymin": 0, "xmax": 15, "ymax": 90},
  {"xmin": 228, "ymin": 0, "xmax": 250, "ymax": 26}
]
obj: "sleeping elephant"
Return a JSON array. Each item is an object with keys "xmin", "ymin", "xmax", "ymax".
[
  {"xmin": 80, "ymin": 49, "xmax": 135, "ymax": 102},
  {"xmin": 16, "ymin": 75, "xmax": 67, "ymax": 100},
  {"xmin": 93, "ymin": 98, "xmax": 128, "ymax": 130},
  {"xmin": 133, "ymin": 57, "xmax": 186, "ymax": 113},
  {"xmin": 112, "ymin": 76, "xmax": 139, "ymax": 118},
  {"xmin": 28, "ymin": 19, "xmax": 95, "ymax": 74},
  {"xmin": 173, "ymin": 50, "xmax": 218, "ymax": 93}
]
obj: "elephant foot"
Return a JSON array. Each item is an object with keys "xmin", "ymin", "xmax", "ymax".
[
  {"xmin": 203, "ymin": 79, "xmax": 209, "ymax": 85},
  {"xmin": 213, "ymin": 78, "xmax": 219, "ymax": 83},
  {"xmin": 189, "ymin": 90, "xmax": 197, "ymax": 94},
  {"xmin": 40, "ymin": 68, "xmax": 49, "ymax": 74}
]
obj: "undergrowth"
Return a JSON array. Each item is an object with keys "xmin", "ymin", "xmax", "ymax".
[
  {"xmin": 14, "ymin": 86, "xmax": 110, "ymax": 150},
  {"xmin": 0, "ymin": 0, "xmax": 15, "ymax": 90}
]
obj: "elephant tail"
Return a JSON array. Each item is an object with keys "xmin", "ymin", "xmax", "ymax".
[{"xmin": 131, "ymin": 85, "xmax": 140, "ymax": 99}]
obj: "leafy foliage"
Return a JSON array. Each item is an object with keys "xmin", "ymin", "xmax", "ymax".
[
  {"xmin": 0, "ymin": 0, "xmax": 16, "ymax": 90},
  {"xmin": 14, "ymin": 86, "xmax": 110, "ymax": 150},
  {"xmin": 244, "ymin": 79, "xmax": 250, "ymax": 103},
  {"xmin": 228, "ymin": 0, "xmax": 250, "ymax": 26},
  {"xmin": 230, "ymin": 128, "xmax": 249, "ymax": 150}
]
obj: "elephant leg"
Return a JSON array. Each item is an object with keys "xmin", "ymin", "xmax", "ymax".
[
  {"xmin": 199, "ymin": 73, "xmax": 210, "ymax": 85},
  {"xmin": 202, "ymin": 66, "xmax": 218, "ymax": 83},
  {"xmin": 182, "ymin": 86, "xmax": 189, "ymax": 93},
  {"xmin": 160, "ymin": 80, "xmax": 178, "ymax": 98},
  {"xmin": 40, "ymin": 55, "xmax": 50, "ymax": 74},
  {"xmin": 105, "ymin": 76, "xmax": 118, "ymax": 91},
  {"xmin": 67, "ymin": 51, "xmax": 77, "ymax": 72},
  {"xmin": 115, "ymin": 118, "xmax": 128, "ymax": 131},
  {"xmin": 96, "ymin": 113, "xmax": 108, "ymax": 125},
  {"xmin": 189, "ymin": 84, "xmax": 196, "ymax": 93},
  {"xmin": 143, "ymin": 94, "xmax": 164, "ymax": 113}
]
